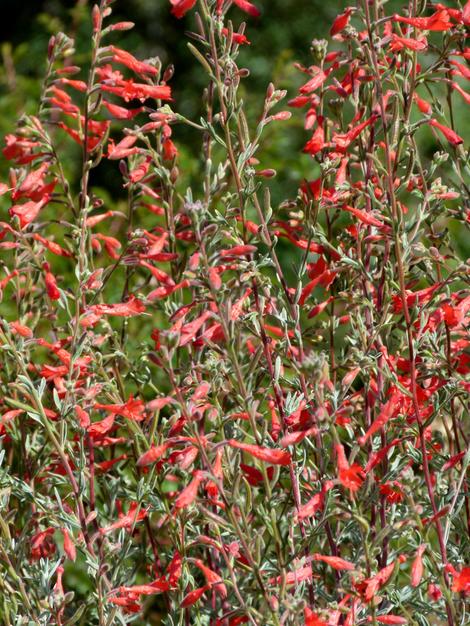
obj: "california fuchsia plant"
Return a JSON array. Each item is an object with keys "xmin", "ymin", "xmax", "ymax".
[{"xmin": 0, "ymin": 0, "xmax": 469, "ymax": 624}]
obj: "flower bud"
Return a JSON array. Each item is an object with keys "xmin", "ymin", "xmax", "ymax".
[
  {"xmin": 47, "ymin": 36, "xmax": 56, "ymax": 60},
  {"xmin": 109, "ymin": 21, "xmax": 135, "ymax": 31},
  {"xmin": 92, "ymin": 5, "xmax": 101, "ymax": 32},
  {"xmin": 163, "ymin": 64, "xmax": 175, "ymax": 82},
  {"xmin": 255, "ymin": 169, "xmax": 276, "ymax": 178},
  {"xmin": 170, "ymin": 166, "xmax": 179, "ymax": 183},
  {"xmin": 310, "ymin": 39, "xmax": 328, "ymax": 63},
  {"xmin": 266, "ymin": 82, "xmax": 275, "ymax": 100}
]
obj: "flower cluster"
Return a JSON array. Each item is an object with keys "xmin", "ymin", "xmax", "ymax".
[{"xmin": 0, "ymin": 0, "xmax": 468, "ymax": 624}]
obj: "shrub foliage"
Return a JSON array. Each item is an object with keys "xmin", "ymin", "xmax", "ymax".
[{"xmin": 0, "ymin": 0, "xmax": 469, "ymax": 624}]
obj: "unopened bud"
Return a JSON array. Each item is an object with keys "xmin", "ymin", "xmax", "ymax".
[
  {"xmin": 170, "ymin": 166, "xmax": 179, "ymax": 183},
  {"xmin": 310, "ymin": 38, "xmax": 328, "ymax": 63},
  {"xmin": 119, "ymin": 160, "xmax": 128, "ymax": 177},
  {"xmin": 256, "ymin": 169, "xmax": 276, "ymax": 178},
  {"xmin": 163, "ymin": 64, "xmax": 175, "ymax": 82},
  {"xmin": 48, "ymin": 36, "xmax": 56, "ymax": 60},
  {"xmin": 92, "ymin": 5, "xmax": 101, "ymax": 32},
  {"xmin": 109, "ymin": 21, "xmax": 135, "ymax": 31},
  {"xmin": 267, "ymin": 111, "xmax": 292, "ymax": 123},
  {"xmin": 56, "ymin": 66, "xmax": 81, "ymax": 75},
  {"xmin": 85, "ymin": 510, "xmax": 97, "ymax": 525}
]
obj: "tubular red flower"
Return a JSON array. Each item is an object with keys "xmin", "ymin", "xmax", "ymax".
[
  {"xmin": 109, "ymin": 46, "xmax": 158, "ymax": 76},
  {"xmin": 413, "ymin": 93, "xmax": 432, "ymax": 115},
  {"xmin": 228, "ymin": 440, "xmax": 291, "ymax": 465},
  {"xmin": 390, "ymin": 34, "xmax": 428, "ymax": 52},
  {"xmin": 174, "ymin": 470, "xmax": 205, "ymax": 510},
  {"xmin": 330, "ymin": 8, "xmax": 353, "ymax": 36},
  {"xmin": 180, "ymin": 585, "xmax": 210, "ymax": 607},
  {"xmin": 428, "ymin": 118, "xmax": 464, "ymax": 145},
  {"xmin": 170, "ymin": 0, "xmax": 197, "ymax": 19},
  {"xmin": 233, "ymin": 0, "xmax": 261, "ymax": 18},
  {"xmin": 393, "ymin": 9, "xmax": 453, "ymax": 31},
  {"xmin": 222, "ymin": 28, "xmax": 251, "ymax": 45},
  {"xmin": 335, "ymin": 443, "xmax": 364, "ymax": 492},
  {"xmin": 411, "ymin": 545, "xmax": 426, "ymax": 587},
  {"xmin": 312, "ymin": 553, "xmax": 355, "ymax": 571},
  {"xmin": 101, "ymin": 81, "xmax": 172, "ymax": 102},
  {"xmin": 137, "ymin": 443, "xmax": 171, "ymax": 466}
]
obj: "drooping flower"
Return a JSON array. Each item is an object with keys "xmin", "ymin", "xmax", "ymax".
[
  {"xmin": 411, "ymin": 545, "xmax": 426, "ymax": 587},
  {"xmin": 330, "ymin": 8, "xmax": 353, "ymax": 36},
  {"xmin": 228, "ymin": 439, "xmax": 291, "ymax": 465},
  {"xmin": 233, "ymin": 0, "xmax": 261, "ymax": 18},
  {"xmin": 174, "ymin": 470, "xmax": 205, "ymax": 510},
  {"xmin": 312, "ymin": 553, "xmax": 355, "ymax": 571},
  {"xmin": 169, "ymin": 0, "xmax": 197, "ymax": 18},
  {"xmin": 428, "ymin": 118, "xmax": 464, "ymax": 145}
]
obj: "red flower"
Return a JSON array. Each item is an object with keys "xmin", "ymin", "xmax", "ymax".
[
  {"xmin": 180, "ymin": 585, "xmax": 210, "ymax": 608},
  {"xmin": 193, "ymin": 559, "xmax": 227, "ymax": 598},
  {"xmin": 31, "ymin": 528, "xmax": 56, "ymax": 560},
  {"xmin": 335, "ymin": 443, "xmax": 364, "ymax": 492},
  {"xmin": 379, "ymin": 481, "xmax": 405, "ymax": 504},
  {"xmin": 102, "ymin": 101, "xmax": 145, "ymax": 119},
  {"xmin": 137, "ymin": 443, "xmax": 171, "ymax": 466},
  {"xmin": 101, "ymin": 80, "xmax": 171, "ymax": 102},
  {"xmin": 411, "ymin": 545, "xmax": 426, "ymax": 587},
  {"xmin": 451, "ymin": 566, "xmax": 470, "ymax": 594},
  {"xmin": 463, "ymin": 0, "xmax": 470, "ymax": 26},
  {"xmin": 330, "ymin": 8, "xmax": 353, "ymax": 36},
  {"xmin": 359, "ymin": 391, "xmax": 401, "ymax": 445},
  {"xmin": 304, "ymin": 608, "xmax": 328, "ymax": 626},
  {"xmin": 100, "ymin": 502, "xmax": 147, "ymax": 535},
  {"xmin": 95, "ymin": 395, "xmax": 146, "ymax": 421},
  {"xmin": 82, "ymin": 296, "xmax": 146, "ymax": 326},
  {"xmin": 222, "ymin": 27, "xmax": 251, "ymax": 45},
  {"xmin": 43, "ymin": 264, "xmax": 61, "ymax": 301},
  {"xmin": 299, "ymin": 70, "xmax": 327, "ymax": 95},
  {"xmin": 10, "ymin": 320, "xmax": 33, "ymax": 338},
  {"xmin": 390, "ymin": 34, "xmax": 428, "ymax": 52},
  {"xmin": 220, "ymin": 244, "xmax": 257, "ymax": 257},
  {"xmin": 10, "ymin": 197, "xmax": 49, "ymax": 228},
  {"xmin": 332, "ymin": 114, "xmax": 377, "ymax": 151},
  {"xmin": 413, "ymin": 93, "xmax": 432, "ymax": 115},
  {"xmin": 174, "ymin": 470, "xmax": 205, "ymax": 510},
  {"xmin": 61, "ymin": 528, "xmax": 77, "ymax": 562},
  {"xmin": 228, "ymin": 439, "xmax": 291, "ymax": 465},
  {"xmin": 108, "ymin": 45, "xmax": 158, "ymax": 76},
  {"xmin": 269, "ymin": 564, "xmax": 313, "ymax": 586},
  {"xmin": 170, "ymin": 0, "xmax": 197, "ymax": 19},
  {"xmin": 393, "ymin": 9, "xmax": 453, "ymax": 31},
  {"xmin": 233, "ymin": 0, "xmax": 261, "ymax": 18},
  {"xmin": 312, "ymin": 553, "xmax": 355, "ymax": 571},
  {"xmin": 428, "ymin": 118, "xmax": 464, "ymax": 145},
  {"xmin": 296, "ymin": 481, "xmax": 334, "ymax": 519},
  {"xmin": 303, "ymin": 123, "xmax": 326, "ymax": 155}
]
